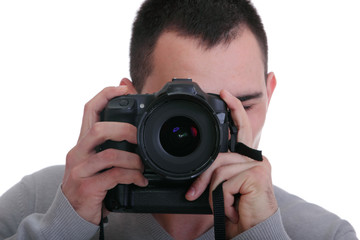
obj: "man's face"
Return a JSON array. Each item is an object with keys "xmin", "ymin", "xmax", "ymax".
[{"xmin": 142, "ymin": 28, "xmax": 276, "ymax": 147}]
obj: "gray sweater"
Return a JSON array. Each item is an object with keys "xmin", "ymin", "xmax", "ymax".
[{"xmin": 0, "ymin": 166, "xmax": 357, "ymax": 240}]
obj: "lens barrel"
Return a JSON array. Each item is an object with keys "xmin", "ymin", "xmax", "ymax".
[{"xmin": 138, "ymin": 97, "xmax": 221, "ymax": 180}]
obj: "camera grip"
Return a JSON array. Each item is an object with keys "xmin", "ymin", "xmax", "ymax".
[
  {"xmin": 96, "ymin": 140, "xmax": 137, "ymax": 154},
  {"xmin": 105, "ymin": 175, "xmax": 212, "ymax": 214}
]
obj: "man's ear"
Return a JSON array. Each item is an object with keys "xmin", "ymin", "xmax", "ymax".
[
  {"xmin": 266, "ymin": 72, "xmax": 277, "ymax": 104},
  {"xmin": 120, "ymin": 78, "xmax": 138, "ymax": 94}
]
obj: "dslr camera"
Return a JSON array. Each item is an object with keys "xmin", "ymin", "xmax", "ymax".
[{"xmin": 99, "ymin": 79, "xmax": 234, "ymax": 214}]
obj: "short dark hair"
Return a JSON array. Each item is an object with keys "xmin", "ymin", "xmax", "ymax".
[{"xmin": 130, "ymin": 0, "xmax": 268, "ymax": 92}]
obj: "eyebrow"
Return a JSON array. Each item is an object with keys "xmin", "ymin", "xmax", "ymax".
[{"xmin": 237, "ymin": 92, "xmax": 263, "ymax": 102}]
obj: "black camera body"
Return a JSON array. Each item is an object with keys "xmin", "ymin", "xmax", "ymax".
[{"xmin": 99, "ymin": 79, "xmax": 231, "ymax": 214}]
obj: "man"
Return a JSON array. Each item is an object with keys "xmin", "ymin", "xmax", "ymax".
[{"xmin": 0, "ymin": 0, "xmax": 357, "ymax": 239}]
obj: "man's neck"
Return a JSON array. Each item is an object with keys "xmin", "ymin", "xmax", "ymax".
[{"xmin": 152, "ymin": 213, "xmax": 213, "ymax": 240}]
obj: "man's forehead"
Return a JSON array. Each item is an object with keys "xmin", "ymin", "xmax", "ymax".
[{"xmin": 143, "ymin": 28, "xmax": 265, "ymax": 94}]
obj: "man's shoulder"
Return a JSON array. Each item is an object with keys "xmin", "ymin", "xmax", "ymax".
[
  {"xmin": 24, "ymin": 165, "xmax": 65, "ymax": 189},
  {"xmin": 33, "ymin": 165, "xmax": 65, "ymax": 178},
  {"xmin": 274, "ymin": 185, "xmax": 335, "ymax": 219},
  {"xmin": 0, "ymin": 165, "xmax": 66, "ymax": 223},
  {"xmin": 21, "ymin": 165, "xmax": 65, "ymax": 213},
  {"xmin": 274, "ymin": 186, "xmax": 357, "ymax": 239}
]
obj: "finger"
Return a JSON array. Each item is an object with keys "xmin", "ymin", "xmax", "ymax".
[
  {"xmin": 209, "ymin": 162, "xmax": 260, "ymax": 196},
  {"xmin": 76, "ymin": 168, "xmax": 148, "ymax": 201},
  {"xmin": 66, "ymin": 122, "xmax": 138, "ymax": 169},
  {"xmin": 185, "ymin": 152, "xmax": 254, "ymax": 201},
  {"xmin": 79, "ymin": 85, "xmax": 133, "ymax": 140},
  {"xmin": 78, "ymin": 122, "xmax": 138, "ymax": 155},
  {"xmin": 93, "ymin": 167, "xmax": 149, "ymax": 190},
  {"xmin": 220, "ymin": 89, "xmax": 253, "ymax": 146},
  {"xmin": 76, "ymin": 149, "xmax": 143, "ymax": 178}
]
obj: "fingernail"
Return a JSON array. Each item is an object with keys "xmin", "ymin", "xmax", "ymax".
[
  {"xmin": 143, "ymin": 178, "xmax": 149, "ymax": 186},
  {"xmin": 186, "ymin": 187, "xmax": 196, "ymax": 199}
]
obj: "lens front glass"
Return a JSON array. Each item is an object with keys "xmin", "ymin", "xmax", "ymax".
[{"xmin": 160, "ymin": 116, "xmax": 200, "ymax": 157}]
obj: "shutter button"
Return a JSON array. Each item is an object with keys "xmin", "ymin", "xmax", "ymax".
[{"xmin": 119, "ymin": 99, "xmax": 129, "ymax": 107}]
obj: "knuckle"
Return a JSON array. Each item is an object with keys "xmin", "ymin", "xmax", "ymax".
[
  {"xmin": 89, "ymin": 122, "xmax": 104, "ymax": 139},
  {"xmin": 68, "ymin": 166, "xmax": 80, "ymax": 181},
  {"xmin": 66, "ymin": 149, "xmax": 75, "ymax": 165},
  {"xmin": 83, "ymin": 101, "xmax": 90, "ymax": 111},
  {"xmin": 250, "ymin": 165, "xmax": 266, "ymax": 176},
  {"xmin": 101, "ymin": 86, "xmax": 120, "ymax": 100},
  {"xmin": 212, "ymin": 166, "xmax": 224, "ymax": 180},
  {"xmin": 83, "ymin": 100, "xmax": 94, "ymax": 114},
  {"xmin": 263, "ymin": 157, "xmax": 272, "ymax": 170},
  {"xmin": 249, "ymin": 165, "xmax": 271, "ymax": 184},
  {"xmin": 65, "ymin": 147, "xmax": 80, "ymax": 168},
  {"xmin": 102, "ymin": 86, "xmax": 117, "ymax": 94}
]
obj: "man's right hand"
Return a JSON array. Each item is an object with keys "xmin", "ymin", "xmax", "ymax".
[{"xmin": 61, "ymin": 79, "xmax": 148, "ymax": 225}]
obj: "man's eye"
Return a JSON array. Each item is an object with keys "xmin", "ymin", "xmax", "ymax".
[{"xmin": 244, "ymin": 105, "xmax": 253, "ymax": 111}]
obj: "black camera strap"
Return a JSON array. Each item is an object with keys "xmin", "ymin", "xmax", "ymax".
[
  {"xmin": 228, "ymin": 112, "xmax": 263, "ymax": 162},
  {"xmin": 99, "ymin": 208, "xmax": 107, "ymax": 240},
  {"xmin": 212, "ymin": 182, "xmax": 226, "ymax": 240}
]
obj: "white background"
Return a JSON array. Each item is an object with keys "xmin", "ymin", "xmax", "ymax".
[{"xmin": 0, "ymin": 0, "xmax": 359, "ymax": 234}]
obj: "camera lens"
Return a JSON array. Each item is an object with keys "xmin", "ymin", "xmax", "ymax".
[
  {"xmin": 139, "ymin": 98, "xmax": 221, "ymax": 180},
  {"xmin": 160, "ymin": 116, "xmax": 200, "ymax": 157}
]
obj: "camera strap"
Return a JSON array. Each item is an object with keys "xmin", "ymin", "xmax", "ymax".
[
  {"xmin": 228, "ymin": 113, "xmax": 263, "ymax": 162},
  {"xmin": 99, "ymin": 208, "xmax": 107, "ymax": 240},
  {"xmin": 212, "ymin": 182, "xmax": 226, "ymax": 240}
]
